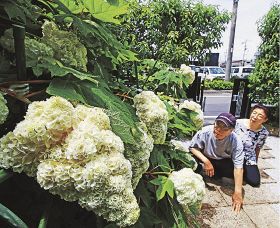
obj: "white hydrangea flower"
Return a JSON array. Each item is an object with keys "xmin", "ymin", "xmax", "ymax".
[
  {"xmin": 64, "ymin": 123, "xmax": 100, "ymax": 160},
  {"xmin": 14, "ymin": 96, "xmax": 75, "ymax": 148},
  {"xmin": 0, "ymin": 93, "xmax": 9, "ymax": 125},
  {"xmin": 96, "ymin": 130, "xmax": 124, "ymax": 154},
  {"xmin": 74, "ymin": 105, "xmax": 111, "ymax": 130},
  {"xmin": 37, "ymin": 160, "xmax": 80, "ymax": 202},
  {"xmin": 71, "ymin": 152, "xmax": 138, "ymax": 227},
  {"xmin": 179, "ymin": 100, "xmax": 204, "ymax": 129},
  {"xmin": 179, "ymin": 100, "xmax": 201, "ymax": 113},
  {"xmin": 170, "ymin": 140, "xmax": 190, "ymax": 152},
  {"xmin": 180, "ymin": 64, "xmax": 195, "ymax": 84},
  {"xmin": 134, "ymin": 91, "xmax": 168, "ymax": 144},
  {"xmin": 0, "ymin": 132, "xmax": 50, "ymax": 177},
  {"xmin": 169, "ymin": 168, "xmax": 205, "ymax": 212},
  {"xmin": 0, "ymin": 96, "xmax": 140, "ymax": 227}
]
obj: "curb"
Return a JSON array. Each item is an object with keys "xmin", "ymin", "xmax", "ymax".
[{"xmin": 204, "ymin": 90, "xmax": 232, "ymax": 94}]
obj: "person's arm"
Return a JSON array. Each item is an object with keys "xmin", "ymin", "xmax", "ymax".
[
  {"xmin": 232, "ymin": 168, "xmax": 243, "ymax": 213},
  {"xmin": 190, "ymin": 148, "xmax": 214, "ymax": 177},
  {"xmin": 231, "ymin": 134, "xmax": 244, "ymax": 213}
]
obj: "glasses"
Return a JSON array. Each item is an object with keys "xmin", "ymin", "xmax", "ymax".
[
  {"xmin": 214, "ymin": 121, "xmax": 231, "ymax": 131},
  {"xmin": 251, "ymin": 111, "xmax": 266, "ymax": 119}
]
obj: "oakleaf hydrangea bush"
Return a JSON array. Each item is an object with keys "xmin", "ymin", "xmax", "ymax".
[
  {"xmin": 0, "ymin": 93, "xmax": 9, "ymax": 125},
  {"xmin": 133, "ymin": 91, "xmax": 168, "ymax": 144},
  {"xmin": 169, "ymin": 168, "xmax": 205, "ymax": 213},
  {"xmin": 0, "ymin": 93, "xmax": 206, "ymax": 226},
  {"xmin": 0, "ymin": 96, "xmax": 140, "ymax": 227}
]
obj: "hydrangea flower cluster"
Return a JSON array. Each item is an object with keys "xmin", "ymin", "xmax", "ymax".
[
  {"xmin": 41, "ymin": 21, "xmax": 88, "ymax": 71},
  {"xmin": 169, "ymin": 168, "xmax": 205, "ymax": 213},
  {"xmin": 0, "ymin": 93, "xmax": 9, "ymax": 125},
  {"xmin": 180, "ymin": 64, "xmax": 195, "ymax": 84},
  {"xmin": 124, "ymin": 124, "xmax": 154, "ymax": 189},
  {"xmin": 0, "ymin": 96, "xmax": 140, "ymax": 227},
  {"xmin": 133, "ymin": 91, "xmax": 168, "ymax": 144},
  {"xmin": 179, "ymin": 100, "xmax": 204, "ymax": 129},
  {"xmin": 0, "ymin": 97, "xmax": 74, "ymax": 176}
]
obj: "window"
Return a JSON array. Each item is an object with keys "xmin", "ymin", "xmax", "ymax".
[
  {"xmin": 232, "ymin": 68, "xmax": 239, "ymax": 73},
  {"xmin": 209, "ymin": 68, "xmax": 225, "ymax": 74},
  {"xmin": 242, "ymin": 68, "xmax": 254, "ymax": 73}
]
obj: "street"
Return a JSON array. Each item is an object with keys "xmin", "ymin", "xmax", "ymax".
[{"xmin": 202, "ymin": 91, "xmax": 232, "ymax": 125}]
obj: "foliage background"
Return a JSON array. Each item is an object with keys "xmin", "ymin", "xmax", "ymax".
[
  {"xmin": 249, "ymin": 3, "xmax": 280, "ymax": 122},
  {"xmin": 115, "ymin": 0, "xmax": 230, "ymax": 67}
]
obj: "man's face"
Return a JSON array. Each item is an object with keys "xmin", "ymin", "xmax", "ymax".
[{"xmin": 213, "ymin": 120, "xmax": 233, "ymax": 140}]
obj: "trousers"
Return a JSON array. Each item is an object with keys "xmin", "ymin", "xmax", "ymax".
[
  {"xmin": 195, "ymin": 157, "xmax": 260, "ymax": 187},
  {"xmin": 195, "ymin": 157, "xmax": 234, "ymax": 178},
  {"xmin": 243, "ymin": 164, "xmax": 260, "ymax": 187}
]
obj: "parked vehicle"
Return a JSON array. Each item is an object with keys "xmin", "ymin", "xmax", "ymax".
[
  {"xmin": 189, "ymin": 65, "xmax": 196, "ymax": 71},
  {"xmin": 198, "ymin": 66, "xmax": 225, "ymax": 80},
  {"xmin": 231, "ymin": 66, "xmax": 255, "ymax": 78}
]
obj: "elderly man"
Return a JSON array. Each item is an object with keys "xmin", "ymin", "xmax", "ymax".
[{"xmin": 189, "ymin": 113, "xmax": 244, "ymax": 212}]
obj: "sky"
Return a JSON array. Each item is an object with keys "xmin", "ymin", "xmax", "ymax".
[{"xmin": 203, "ymin": 0, "xmax": 277, "ymax": 63}]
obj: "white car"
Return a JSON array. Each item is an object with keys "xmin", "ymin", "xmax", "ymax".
[
  {"xmin": 198, "ymin": 66, "xmax": 225, "ymax": 80},
  {"xmin": 231, "ymin": 66, "xmax": 254, "ymax": 78}
]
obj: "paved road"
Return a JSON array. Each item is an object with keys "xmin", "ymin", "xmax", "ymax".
[
  {"xmin": 202, "ymin": 91, "xmax": 232, "ymax": 125},
  {"xmin": 203, "ymin": 95, "xmax": 232, "ymax": 116}
]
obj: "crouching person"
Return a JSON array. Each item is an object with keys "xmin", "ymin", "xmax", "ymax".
[{"xmin": 189, "ymin": 113, "xmax": 244, "ymax": 212}]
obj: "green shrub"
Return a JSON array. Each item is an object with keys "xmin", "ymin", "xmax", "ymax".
[
  {"xmin": 249, "ymin": 4, "xmax": 280, "ymax": 106},
  {"xmin": 204, "ymin": 79, "xmax": 233, "ymax": 90},
  {"xmin": 249, "ymin": 4, "xmax": 279, "ymax": 123}
]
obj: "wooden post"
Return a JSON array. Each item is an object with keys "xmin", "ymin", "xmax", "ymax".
[{"xmin": 13, "ymin": 24, "xmax": 27, "ymax": 81}]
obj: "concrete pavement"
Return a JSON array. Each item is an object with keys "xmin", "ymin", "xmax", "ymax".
[{"xmin": 198, "ymin": 136, "xmax": 280, "ymax": 228}]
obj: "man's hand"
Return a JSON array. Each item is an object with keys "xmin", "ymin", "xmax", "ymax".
[
  {"xmin": 232, "ymin": 191, "xmax": 243, "ymax": 213},
  {"xmin": 204, "ymin": 160, "xmax": 214, "ymax": 177}
]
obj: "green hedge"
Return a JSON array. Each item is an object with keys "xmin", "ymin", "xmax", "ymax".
[{"xmin": 204, "ymin": 79, "xmax": 233, "ymax": 90}]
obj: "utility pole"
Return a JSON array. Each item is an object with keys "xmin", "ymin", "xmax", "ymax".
[
  {"xmin": 242, "ymin": 40, "xmax": 247, "ymax": 66},
  {"xmin": 225, "ymin": 0, "xmax": 239, "ymax": 81}
]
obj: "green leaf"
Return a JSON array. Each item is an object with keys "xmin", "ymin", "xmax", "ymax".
[
  {"xmin": 133, "ymin": 207, "xmax": 162, "ymax": 228},
  {"xmin": 83, "ymin": 0, "xmax": 128, "ymax": 24},
  {"xmin": 150, "ymin": 147, "xmax": 171, "ymax": 172},
  {"xmin": 54, "ymin": 0, "xmax": 84, "ymax": 14},
  {"xmin": 0, "ymin": 203, "xmax": 28, "ymax": 228},
  {"xmin": 0, "ymin": 0, "xmax": 26, "ymax": 24},
  {"xmin": 46, "ymin": 77, "xmax": 140, "ymax": 145},
  {"xmin": 156, "ymin": 178, "xmax": 174, "ymax": 200},
  {"xmin": 134, "ymin": 180, "xmax": 153, "ymax": 208},
  {"xmin": 151, "ymin": 176, "xmax": 174, "ymax": 201},
  {"xmin": 149, "ymin": 176, "xmax": 167, "ymax": 186},
  {"xmin": 169, "ymin": 150, "xmax": 197, "ymax": 170},
  {"xmin": 0, "ymin": 169, "xmax": 13, "ymax": 184}
]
